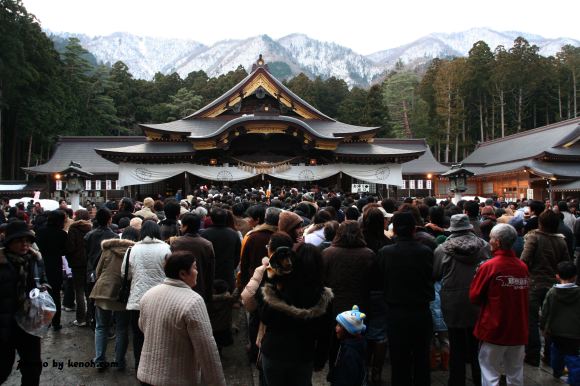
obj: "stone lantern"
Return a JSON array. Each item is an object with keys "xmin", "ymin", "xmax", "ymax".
[
  {"xmin": 58, "ymin": 161, "xmax": 93, "ymax": 211},
  {"xmin": 441, "ymin": 163, "xmax": 474, "ymax": 203}
]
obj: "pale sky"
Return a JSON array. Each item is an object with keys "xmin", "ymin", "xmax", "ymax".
[{"xmin": 22, "ymin": 0, "xmax": 580, "ymax": 55}]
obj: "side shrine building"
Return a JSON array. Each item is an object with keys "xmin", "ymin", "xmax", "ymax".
[
  {"xmin": 455, "ymin": 117, "xmax": 580, "ymax": 201},
  {"xmin": 25, "ymin": 56, "xmax": 448, "ymax": 201}
]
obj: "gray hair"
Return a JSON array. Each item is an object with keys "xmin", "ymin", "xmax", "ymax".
[
  {"xmin": 193, "ymin": 206, "xmax": 208, "ymax": 218},
  {"xmin": 265, "ymin": 207, "xmax": 282, "ymax": 226},
  {"xmin": 490, "ymin": 223, "xmax": 517, "ymax": 250}
]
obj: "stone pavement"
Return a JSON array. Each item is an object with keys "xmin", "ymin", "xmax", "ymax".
[{"xmin": 6, "ymin": 305, "xmax": 567, "ymax": 385}]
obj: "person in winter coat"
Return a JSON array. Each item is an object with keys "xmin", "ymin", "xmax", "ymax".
[
  {"xmin": 208, "ymin": 279, "xmax": 235, "ymax": 352},
  {"xmin": 241, "ymin": 232, "xmax": 295, "ymax": 383},
  {"xmin": 463, "ymin": 201, "xmax": 483, "ymax": 238},
  {"xmin": 122, "ymin": 221, "xmax": 170, "ymax": 370},
  {"xmin": 379, "ymin": 212, "xmax": 434, "ymax": 386},
  {"xmin": 362, "ymin": 207, "xmax": 392, "ymax": 254},
  {"xmin": 323, "ymin": 220, "xmax": 375, "ymax": 322},
  {"xmin": 35, "ymin": 210, "xmax": 68, "ymax": 330},
  {"xmin": 328, "ymin": 306, "xmax": 368, "ymax": 386},
  {"xmin": 540, "ymin": 261, "xmax": 580, "ymax": 379},
  {"xmin": 112, "ymin": 197, "xmax": 135, "ymax": 225},
  {"xmin": 159, "ymin": 199, "xmax": 180, "ymax": 242},
  {"xmin": 256, "ymin": 243, "xmax": 334, "ymax": 386},
  {"xmin": 322, "ymin": 220, "xmax": 375, "ymax": 379},
  {"xmin": 433, "ymin": 214, "xmax": 491, "ymax": 386},
  {"xmin": 133, "ymin": 197, "xmax": 159, "ymax": 222},
  {"xmin": 65, "ymin": 209, "xmax": 93, "ymax": 327},
  {"xmin": 201, "ymin": 208, "xmax": 241, "ymax": 292},
  {"xmin": 153, "ymin": 200, "xmax": 166, "ymax": 222},
  {"xmin": 521, "ymin": 209, "xmax": 570, "ymax": 366},
  {"xmin": 304, "ymin": 210, "xmax": 333, "ymax": 247},
  {"xmin": 84, "ymin": 208, "xmax": 118, "ymax": 327},
  {"xmin": 170, "ymin": 213, "xmax": 215, "ymax": 303},
  {"xmin": 470, "ymin": 223, "xmax": 529, "ymax": 386},
  {"xmin": 479, "ymin": 206, "xmax": 497, "ymax": 242},
  {"xmin": 362, "ymin": 207, "xmax": 391, "ymax": 383},
  {"xmin": 0, "ymin": 221, "xmax": 49, "ymax": 386},
  {"xmin": 239, "ymin": 207, "xmax": 280, "ymax": 291},
  {"xmin": 241, "ymin": 232, "xmax": 294, "ymax": 314},
  {"xmin": 90, "ymin": 229, "xmax": 137, "ymax": 370},
  {"xmin": 397, "ymin": 203, "xmax": 437, "ymax": 250},
  {"xmin": 556, "ymin": 201, "xmax": 576, "ymax": 233},
  {"xmin": 278, "ymin": 209, "xmax": 305, "ymax": 246},
  {"xmin": 138, "ymin": 251, "xmax": 226, "ymax": 386}
]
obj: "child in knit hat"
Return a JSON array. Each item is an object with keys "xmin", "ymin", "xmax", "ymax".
[{"xmin": 328, "ymin": 305, "xmax": 368, "ymax": 386}]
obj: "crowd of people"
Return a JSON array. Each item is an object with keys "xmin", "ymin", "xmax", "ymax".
[{"xmin": 0, "ymin": 187, "xmax": 579, "ymax": 386}]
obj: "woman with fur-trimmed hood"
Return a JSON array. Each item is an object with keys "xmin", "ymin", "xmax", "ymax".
[
  {"xmin": 90, "ymin": 227, "xmax": 138, "ymax": 370},
  {"xmin": 256, "ymin": 243, "xmax": 334, "ymax": 386}
]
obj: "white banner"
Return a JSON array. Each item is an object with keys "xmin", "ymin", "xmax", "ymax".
[
  {"xmin": 417, "ymin": 179, "xmax": 424, "ymax": 189},
  {"xmin": 115, "ymin": 180, "xmax": 120, "ymax": 190},
  {"xmin": 426, "ymin": 179, "xmax": 432, "ymax": 189},
  {"xmin": 402, "ymin": 180, "xmax": 407, "ymax": 189},
  {"xmin": 409, "ymin": 180, "xmax": 416, "ymax": 189},
  {"xmin": 85, "ymin": 180, "xmax": 91, "ymax": 190},
  {"xmin": 56, "ymin": 180, "xmax": 62, "ymax": 191},
  {"xmin": 117, "ymin": 162, "xmax": 403, "ymax": 188},
  {"xmin": 95, "ymin": 180, "xmax": 101, "ymax": 190},
  {"xmin": 106, "ymin": 180, "xmax": 112, "ymax": 190}
]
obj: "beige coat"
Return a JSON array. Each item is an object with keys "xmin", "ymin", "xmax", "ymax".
[
  {"xmin": 90, "ymin": 238, "xmax": 134, "ymax": 301},
  {"xmin": 138, "ymin": 278, "xmax": 226, "ymax": 386},
  {"xmin": 133, "ymin": 206, "xmax": 158, "ymax": 222}
]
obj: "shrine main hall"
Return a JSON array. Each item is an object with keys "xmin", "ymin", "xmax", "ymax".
[{"xmin": 25, "ymin": 56, "xmax": 445, "ymax": 200}]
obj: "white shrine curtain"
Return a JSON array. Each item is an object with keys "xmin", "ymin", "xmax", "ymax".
[{"xmin": 117, "ymin": 162, "xmax": 403, "ymax": 187}]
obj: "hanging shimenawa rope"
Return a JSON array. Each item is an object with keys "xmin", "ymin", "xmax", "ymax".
[{"xmin": 232, "ymin": 156, "xmax": 297, "ymax": 175}]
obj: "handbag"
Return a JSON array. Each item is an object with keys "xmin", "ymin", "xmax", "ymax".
[{"xmin": 118, "ymin": 247, "xmax": 132, "ymax": 303}]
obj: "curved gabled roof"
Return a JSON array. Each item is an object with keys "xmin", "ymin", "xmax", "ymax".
[
  {"xmin": 140, "ymin": 117, "xmax": 379, "ymax": 140},
  {"xmin": 462, "ymin": 118, "xmax": 580, "ymax": 166},
  {"xmin": 139, "ymin": 57, "xmax": 378, "ymax": 141},
  {"xmin": 186, "ymin": 66, "xmax": 333, "ymax": 121},
  {"xmin": 184, "ymin": 115, "xmax": 344, "ymax": 140},
  {"xmin": 24, "ymin": 136, "xmax": 146, "ymax": 174}
]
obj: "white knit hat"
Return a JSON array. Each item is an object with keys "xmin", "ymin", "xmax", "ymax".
[{"xmin": 336, "ymin": 305, "xmax": 366, "ymax": 335}]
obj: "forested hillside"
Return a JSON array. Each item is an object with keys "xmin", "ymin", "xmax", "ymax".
[{"xmin": 0, "ymin": 0, "xmax": 578, "ymax": 179}]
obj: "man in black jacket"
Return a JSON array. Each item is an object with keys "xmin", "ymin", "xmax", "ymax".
[
  {"xmin": 84, "ymin": 208, "xmax": 118, "ymax": 328},
  {"xmin": 201, "ymin": 208, "xmax": 241, "ymax": 293},
  {"xmin": 379, "ymin": 212, "xmax": 434, "ymax": 386}
]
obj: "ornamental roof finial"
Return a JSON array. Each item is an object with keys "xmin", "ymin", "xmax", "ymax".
[{"xmin": 252, "ymin": 54, "xmax": 268, "ymax": 72}]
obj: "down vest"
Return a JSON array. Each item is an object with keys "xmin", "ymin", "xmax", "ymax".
[
  {"xmin": 433, "ymin": 232, "xmax": 490, "ymax": 328},
  {"xmin": 121, "ymin": 237, "xmax": 170, "ymax": 311}
]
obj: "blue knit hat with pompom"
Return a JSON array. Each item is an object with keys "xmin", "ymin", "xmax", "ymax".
[{"xmin": 336, "ymin": 305, "xmax": 366, "ymax": 335}]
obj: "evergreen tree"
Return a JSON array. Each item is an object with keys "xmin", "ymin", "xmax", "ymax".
[
  {"xmin": 337, "ymin": 87, "xmax": 368, "ymax": 125},
  {"xmin": 383, "ymin": 70, "xmax": 420, "ymax": 137},
  {"xmin": 165, "ymin": 88, "xmax": 203, "ymax": 121},
  {"xmin": 363, "ymin": 84, "xmax": 391, "ymax": 136},
  {"xmin": 465, "ymin": 41, "xmax": 493, "ymax": 142}
]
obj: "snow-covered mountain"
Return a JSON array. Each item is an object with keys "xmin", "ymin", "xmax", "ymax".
[
  {"xmin": 48, "ymin": 28, "xmax": 579, "ymax": 87},
  {"xmin": 367, "ymin": 27, "xmax": 580, "ymax": 69},
  {"xmin": 278, "ymin": 34, "xmax": 382, "ymax": 87},
  {"xmin": 173, "ymin": 35, "xmax": 304, "ymax": 80},
  {"xmin": 52, "ymin": 31, "xmax": 207, "ymax": 80}
]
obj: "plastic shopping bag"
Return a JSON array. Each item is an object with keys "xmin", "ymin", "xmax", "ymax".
[{"xmin": 15, "ymin": 288, "xmax": 56, "ymax": 338}]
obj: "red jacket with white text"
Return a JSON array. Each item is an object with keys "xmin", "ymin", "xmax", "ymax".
[{"xmin": 469, "ymin": 249, "xmax": 529, "ymax": 346}]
